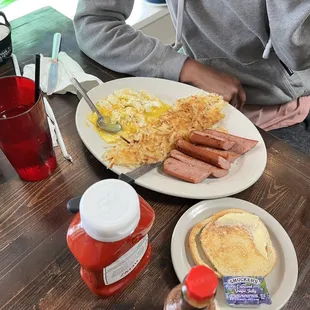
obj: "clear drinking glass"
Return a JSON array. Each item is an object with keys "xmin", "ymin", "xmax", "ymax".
[{"xmin": 0, "ymin": 76, "xmax": 57, "ymax": 181}]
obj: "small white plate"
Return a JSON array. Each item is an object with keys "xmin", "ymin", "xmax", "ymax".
[
  {"xmin": 76, "ymin": 77, "xmax": 267, "ymax": 199},
  {"xmin": 171, "ymin": 198, "xmax": 298, "ymax": 310}
]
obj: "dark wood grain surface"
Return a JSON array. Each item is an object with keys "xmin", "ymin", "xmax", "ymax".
[{"xmin": 0, "ymin": 7, "xmax": 309, "ymax": 310}]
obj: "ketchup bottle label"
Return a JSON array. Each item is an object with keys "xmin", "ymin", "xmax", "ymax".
[{"xmin": 103, "ymin": 235, "xmax": 149, "ymax": 285}]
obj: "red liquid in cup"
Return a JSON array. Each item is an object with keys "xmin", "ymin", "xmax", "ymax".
[{"xmin": 0, "ymin": 77, "xmax": 56, "ymax": 181}]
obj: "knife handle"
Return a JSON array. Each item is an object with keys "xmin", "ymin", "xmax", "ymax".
[
  {"xmin": 52, "ymin": 33, "xmax": 62, "ymax": 60},
  {"xmin": 118, "ymin": 174, "xmax": 135, "ymax": 185}
]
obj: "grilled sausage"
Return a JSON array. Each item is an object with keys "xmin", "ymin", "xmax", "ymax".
[
  {"xmin": 176, "ymin": 140, "xmax": 231, "ymax": 170},
  {"xmin": 197, "ymin": 146, "xmax": 240, "ymax": 163},
  {"xmin": 163, "ymin": 157, "xmax": 211, "ymax": 183},
  {"xmin": 204, "ymin": 129, "xmax": 258, "ymax": 154},
  {"xmin": 189, "ymin": 130, "xmax": 235, "ymax": 150},
  {"xmin": 170, "ymin": 150, "xmax": 229, "ymax": 178},
  {"xmin": 211, "ymin": 167, "xmax": 230, "ymax": 178}
]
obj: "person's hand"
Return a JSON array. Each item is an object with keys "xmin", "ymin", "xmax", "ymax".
[{"xmin": 180, "ymin": 58, "xmax": 246, "ymax": 109}]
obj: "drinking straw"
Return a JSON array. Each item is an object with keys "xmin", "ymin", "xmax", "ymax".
[
  {"xmin": 35, "ymin": 54, "xmax": 40, "ymax": 102},
  {"xmin": 43, "ymin": 97, "xmax": 73, "ymax": 162},
  {"xmin": 11, "ymin": 54, "xmax": 21, "ymax": 76}
]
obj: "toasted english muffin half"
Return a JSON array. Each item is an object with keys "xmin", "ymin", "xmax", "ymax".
[
  {"xmin": 188, "ymin": 209, "xmax": 248, "ymax": 278},
  {"xmin": 200, "ymin": 212, "xmax": 277, "ymax": 277}
]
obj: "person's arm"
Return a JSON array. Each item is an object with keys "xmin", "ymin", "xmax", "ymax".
[
  {"xmin": 267, "ymin": 1, "xmax": 310, "ymax": 71},
  {"xmin": 74, "ymin": 0, "xmax": 246, "ymax": 108},
  {"xmin": 180, "ymin": 59, "xmax": 246, "ymax": 109},
  {"xmin": 73, "ymin": 0, "xmax": 187, "ymax": 80}
]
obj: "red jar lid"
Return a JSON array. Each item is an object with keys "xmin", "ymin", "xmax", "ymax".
[{"xmin": 185, "ymin": 266, "xmax": 218, "ymax": 301}]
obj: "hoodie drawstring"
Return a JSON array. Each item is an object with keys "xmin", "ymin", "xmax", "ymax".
[
  {"xmin": 173, "ymin": 0, "xmax": 185, "ymax": 51},
  {"xmin": 262, "ymin": 37, "xmax": 272, "ymax": 59}
]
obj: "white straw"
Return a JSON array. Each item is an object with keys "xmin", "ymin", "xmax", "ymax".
[
  {"xmin": 47, "ymin": 117, "xmax": 58, "ymax": 147},
  {"xmin": 11, "ymin": 53, "xmax": 21, "ymax": 76},
  {"xmin": 43, "ymin": 97, "xmax": 73, "ymax": 162}
]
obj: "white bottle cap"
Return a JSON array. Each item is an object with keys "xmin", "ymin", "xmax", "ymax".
[{"xmin": 80, "ymin": 179, "xmax": 140, "ymax": 242}]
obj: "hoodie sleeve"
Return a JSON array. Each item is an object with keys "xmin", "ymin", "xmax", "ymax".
[
  {"xmin": 73, "ymin": 0, "xmax": 187, "ymax": 81},
  {"xmin": 267, "ymin": 1, "xmax": 310, "ymax": 71}
]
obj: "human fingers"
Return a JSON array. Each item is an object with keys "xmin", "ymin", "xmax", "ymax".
[
  {"xmin": 237, "ymin": 85, "xmax": 246, "ymax": 109},
  {"xmin": 229, "ymin": 94, "xmax": 238, "ymax": 108}
]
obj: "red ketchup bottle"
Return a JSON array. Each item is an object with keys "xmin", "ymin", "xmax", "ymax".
[{"xmin": 67, "ymin": 179, "xmax": 155, "ymax": 297}]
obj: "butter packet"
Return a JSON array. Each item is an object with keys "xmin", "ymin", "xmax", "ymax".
[{"xmin": 223, "ymin": 276, "xmax": 272, "ymax": 307}]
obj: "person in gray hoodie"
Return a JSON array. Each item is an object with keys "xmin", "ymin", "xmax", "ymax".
[{"xmin": 74, "ymin": 0, "xmax": 310, "ymax": 154}]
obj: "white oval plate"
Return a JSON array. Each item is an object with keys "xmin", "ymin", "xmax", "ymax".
[
  {"xmin": 171, "ymin": 198, "xmax": 298, "ymax": 310},
  {"xmin": 75, "ymin": 77, "xmax": 267, "ymax": 199}
]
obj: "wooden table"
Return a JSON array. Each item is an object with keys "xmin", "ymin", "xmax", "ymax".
[{"xmin": 0, "ymin": 7, "xmax": 309, "ymax": 310}]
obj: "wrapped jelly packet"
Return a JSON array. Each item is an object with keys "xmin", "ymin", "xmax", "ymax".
[{"xmin": 223, "ymin": 276, "xmax": 272, "ymax": 307}]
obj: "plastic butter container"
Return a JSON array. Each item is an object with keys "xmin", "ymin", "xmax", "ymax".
[{"xmin": 223, "ymin": 276, "xmax": 272, "ymax": 307}]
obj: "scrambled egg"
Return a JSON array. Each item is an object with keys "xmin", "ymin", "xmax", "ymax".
[{"xmin": 89, "ymin": 88, "xmax": 170, "ymax": 143}]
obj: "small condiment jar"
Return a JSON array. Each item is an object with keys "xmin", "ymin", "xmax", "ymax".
[
  {"xmin": 164, "ymin": 266, "xmax": 218, "ymax": 310},
  {"xmin": 67, "ymin": 179, "xmax": 155, "ymax": 297}
]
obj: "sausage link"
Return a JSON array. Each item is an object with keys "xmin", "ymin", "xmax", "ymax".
[
  {"xmin": 163, "ymin": 157, "xmax": 211, "ymax": 183},
  {"xmin": 176, "ymin": 140, "xmax": 231, "ymax": 170},
  {"xmin": 204, "ymin": 129, "xmax": 258, "ymax": 154},
  {"xmin": 189, "ymin": 130, "xmax": 235, "ymax": 150}
]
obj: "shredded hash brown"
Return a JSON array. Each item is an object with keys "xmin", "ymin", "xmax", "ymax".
[{"xmin": 105, "ymin": 93, "xmax": 226, "ymax": 167}]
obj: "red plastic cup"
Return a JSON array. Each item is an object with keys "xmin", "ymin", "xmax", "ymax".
[{"xmin": 0, "ymin": 76, "xmax": 57, "ymax": 181}]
